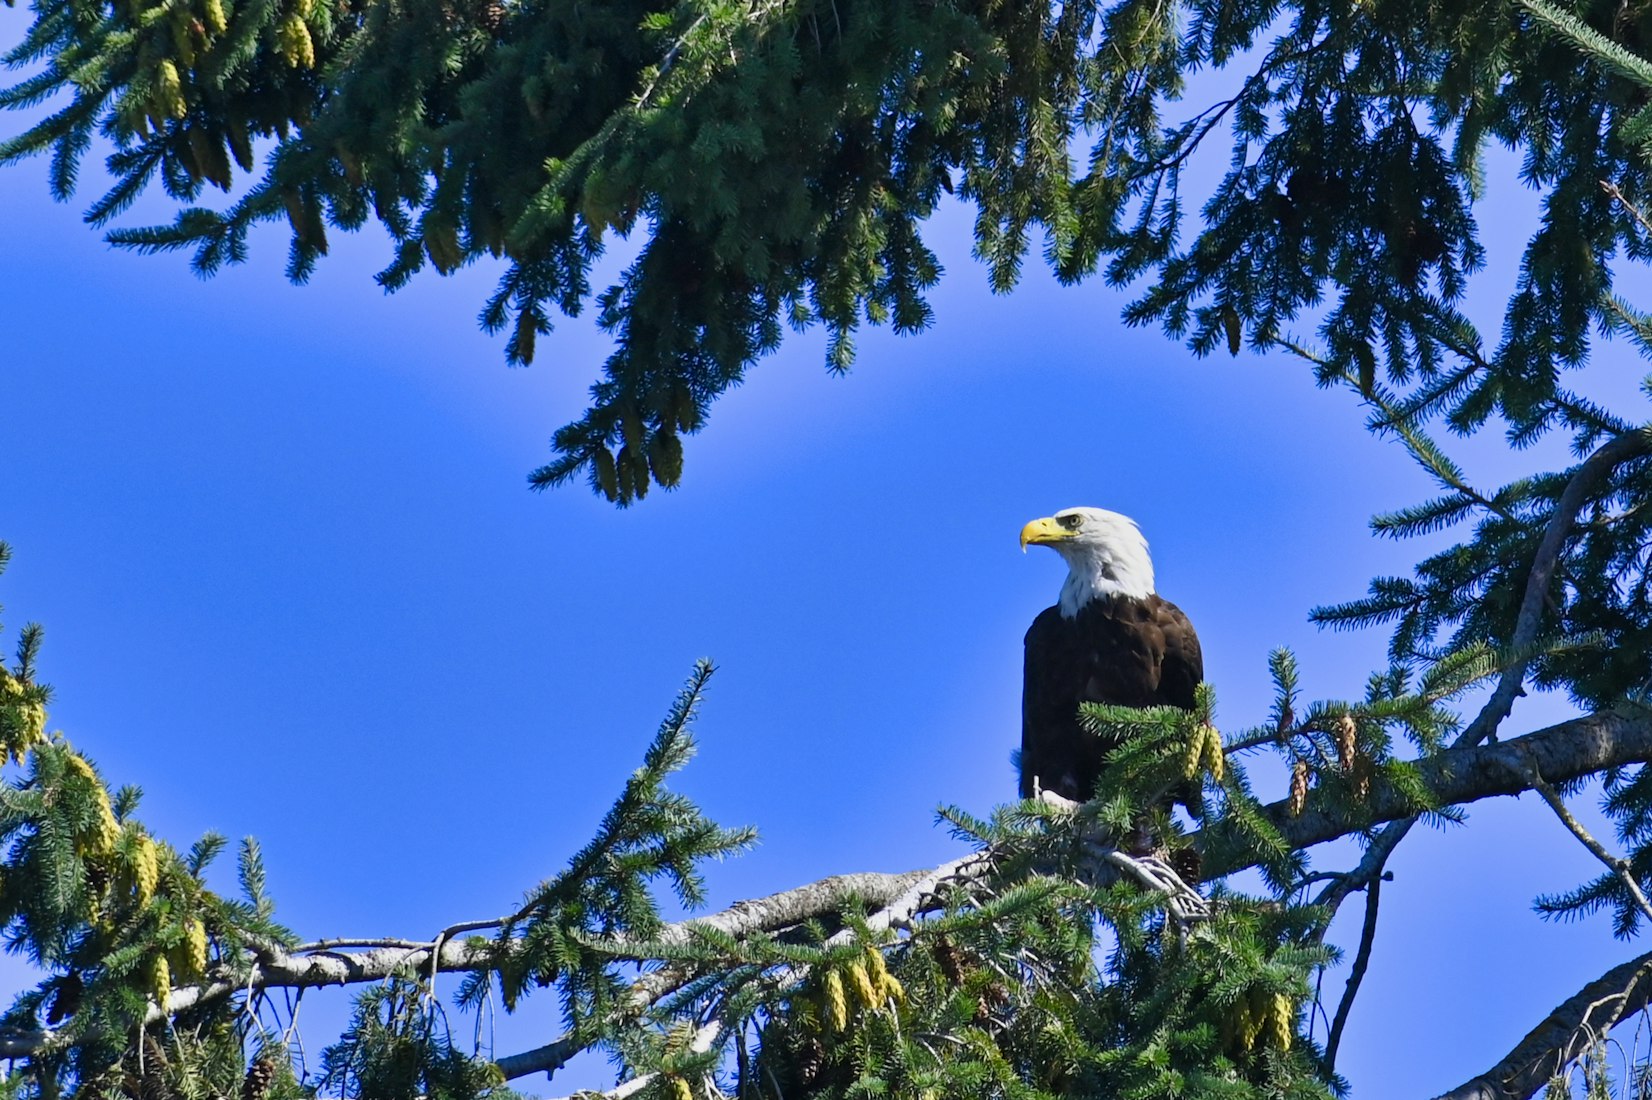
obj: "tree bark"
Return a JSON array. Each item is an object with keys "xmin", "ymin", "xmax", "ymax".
[{"xmin": 1434, "ymin": 950, "xmax": 1652, "ymax": 1100}]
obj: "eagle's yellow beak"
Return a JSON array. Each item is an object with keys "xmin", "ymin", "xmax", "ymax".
[{"xmin": 1020, "ymin": 516, "xmax": 1070, "ymax": 552}]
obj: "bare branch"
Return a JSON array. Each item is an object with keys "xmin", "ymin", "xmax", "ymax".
[
  {"xmin": 1324, "ymin": 873, "xmax": 1380, "ymax": 1069},
  {"xmin": 537, "ymin": 1021, "xmax": 724, "ymax": 1100},
  {"xmin": 1521, "ymin": 759, "xmax": 1652, "ymax": 926},
  {"xmin": 496, "ymin": 862, "xmax": 983, "ymax": 1081},
  {"xmin": 11, "ymin": 708, "xmax": 1652, "ymax": 1084}
]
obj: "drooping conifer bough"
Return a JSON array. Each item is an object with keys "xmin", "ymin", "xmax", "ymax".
[{"xmin": 5, "ymin": 0, "xmax": 1652, "ymax": 503}]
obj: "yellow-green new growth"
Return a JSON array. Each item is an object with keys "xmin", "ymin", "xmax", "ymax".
[
  {"xmin": 1180, "ymin": 725, "xmax": 1205, "ymax": 782},
  {"xmin": 64, "ymin": 751, "xmax": 122, "ymax": 856},
  {"xmin": 155, "ymin": 60, "xmax": 186, "ymax": 119},
  {"xmin": 277, "ymin": 15, "xmax": 314, "ymax": 68},
  {"xmin": 1199, "ymin": 724, "xmax": 1225, "ymax": 783},
  {"xmin": 3, "ymin": 676, "xmax": 49, "ymax": 763},
  {"xmin": 847, "ymin": 960, "xmax": 879, "ymax": 1010},
  {"xmin": 1264, "ymin": 992, "xmax": 1294, "ymax": 1051},
  {"xmin": 149, "ymin": 954, "xmax": 171, "ymax": 1011},
  {"xmin": 171, "ymin": 916, "xmax": 209, "ymax": 978},
  {"xmin": 822, "ymin": 969, "xmax": 847, "ymax": 1032},
  {"xmin": 864, "ymin": 946, "xmax": 904, "ymax": 1005},
  {"xmin": 132, "ymin": 833, "xmax": 160, "ymax": 905}
]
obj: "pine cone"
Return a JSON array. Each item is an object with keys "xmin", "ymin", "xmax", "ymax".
[
  {"xmin": 932, "ymin": 936, "xmax": 966, "ymax": 985},
  {"xmin": 1288, "ymin": 759, "xmax": 1310, "ymax": 817},
  {"xmin": 140, "ymin": 1035, "xmax": 171, "ymax": 1100},
  {"xmin": 794, "ymin": 1037, "xmax": 825, "ymax": 1085},
  {"xmin": 1351, "ymin": 754, "xmax": 1373, "ymax": 802},
  {"xmin": 45, "ymin": 973, "xmax": 82, "ymax": 1026},
  {"xmin": 1168, "ymin": 846, "xmax": 1202, "ymax": 882},
  {"xmin": 1335, "ymin": 713, "xmax": 1358, "ymax": 769},
  {"xmin": 242, "ymin": 1055, "xmax": 277, "ymax": 1100}
]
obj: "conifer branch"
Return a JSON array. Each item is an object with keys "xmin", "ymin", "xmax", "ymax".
[
  {"xmin": 1209, "ymin": 705, "xmax": 1652, "ymax": 875},
  {"xmin": 9, "ymin": 707, "xmax": 1651, "ymax": 1077},
  {"xmin": 0, "ymin": 866, "xmax": 940, "ymax": 1072},
  {"xmin": 500, "ymin": 856, "xmax": 991, "ymax": 1080},
  {"xmin": 1434, "ymin": 950, "xmax": 1652, "ymax": 1100},
  {"xmin": 1457, "ymin": 430, "xmax": 1652, "ymax": 747},
  {"xmin": 490, "ymin": 867, "xmax": 943, "ymax": 1080},
  {"xmin": 536, "ymin": 1021, "xmax": 723, "ymax": 1100},
  {"xmin": 1306, "ymin": 429, "xmax": 1652, "ymax": 927},
  {"xmin": 209, "ymin": 708, "xmax": 1652, "ymax": 1082}
]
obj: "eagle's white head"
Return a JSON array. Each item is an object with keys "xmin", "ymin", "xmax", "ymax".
[{"xmin": 1020, "ymin": 507, "xmax": 1156, "ymax": 616}]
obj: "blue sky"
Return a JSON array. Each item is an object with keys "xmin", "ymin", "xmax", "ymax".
[{"xmin": 3, "ymin": 37, "xmax": 1651, "ymax": 1093}]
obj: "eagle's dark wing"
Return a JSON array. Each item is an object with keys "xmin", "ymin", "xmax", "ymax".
[
  {"xmin": 1021, "ymin": 595, "xmax": 1205, "ymax": 803},
  {"xmin": 1146, "ymin": 594, "xmax": 1203, "ymax": 709},
  {"xmin": 1021, "ymin": 605, "xmax": 1078, "ymax": 799}
]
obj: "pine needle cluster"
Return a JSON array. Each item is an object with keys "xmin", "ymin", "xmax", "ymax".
[{"xmin": 3, "ymin": 0, "xmax": 1651, "ymax": 501}]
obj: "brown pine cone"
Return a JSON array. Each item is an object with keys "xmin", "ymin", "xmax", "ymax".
[{"xmin": 242, "ymin": 1055, "xmax": 278, "ymax": 1100}]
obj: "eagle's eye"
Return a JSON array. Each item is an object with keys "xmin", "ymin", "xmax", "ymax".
[{"xmin": 1058, "ymin": 514, "xmax": 1083, "ymax": 530}]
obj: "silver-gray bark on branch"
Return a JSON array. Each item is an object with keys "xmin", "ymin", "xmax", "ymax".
[
  {"xmin": 1205, "ymin": 706, "xmax": 1652, "ymax": 878},
  {"xmin": 5, "ymin": 706, "xmax": 1650, "ymax": 1083}
]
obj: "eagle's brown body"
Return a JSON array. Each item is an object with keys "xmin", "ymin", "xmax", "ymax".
[{"xmin": 1020, "ymin": 592, "xmax": 1204, "ymax": 801}]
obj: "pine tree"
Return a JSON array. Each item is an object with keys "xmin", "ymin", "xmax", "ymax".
[{"xmin": 7, "ymin": 0, "xmax": 1652, "ymax": 1096}]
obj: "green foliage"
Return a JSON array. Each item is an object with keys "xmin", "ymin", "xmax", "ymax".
[
  {"xmin": 0, "ymin": 550, "xmax": 1374, "ymax": 1100},
  {"xmin": 3, "ymin": 0, "xmax": 1651, "ymax": 506},
  {"xmin": 321, "ymin": 979, "xmax": 519, "ymax": 1100},
  {"xmin": 1313, "ymin": 396, "xmax": 1651, "ymax": 710},
  {"xmin": 463, "ymin": 658, "xmax": 756, "ymax": 1018}
]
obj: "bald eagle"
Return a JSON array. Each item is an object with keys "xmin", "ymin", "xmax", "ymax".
[{"xmin": 1018, "ymin": 507, "xmax": 1204, "ymax": 805}]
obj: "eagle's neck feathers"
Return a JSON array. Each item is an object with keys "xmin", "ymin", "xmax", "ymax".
[{"xmin": 1056, "ymin": 535, "xmax": 1156, "ymax": 617}]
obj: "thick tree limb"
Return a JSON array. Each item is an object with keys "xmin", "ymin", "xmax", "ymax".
[
  {"xmin": 1434, "ymin": 950, "xmax": 1652, "ymax": 1100},
  {"xmin": 496, "ymin": 857, "xmax": 989, "ymax": 1081},
  {"xmin": 495, "ymin": 703, "xmax": 1652, "ymax": 1076},
  {"xmin": 1315, "ymin": 429, "xmax": 1652, "ymax": 919},
  {"xmin": 7, "ymin": 709, "xmax": 1651, "ymax": 1081},
  {"xmin": 0, "ymin": 871, "xmax": 934, "ymax": 1072},
  {"xmin": 1209, "ymin": 705, "xmax": 1652, "ymax": 877}
]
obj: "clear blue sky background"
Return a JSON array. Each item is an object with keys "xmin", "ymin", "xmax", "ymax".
[{"xmin": 2, "ymin": 27, "xmax": 1651, "ymax": 1093}]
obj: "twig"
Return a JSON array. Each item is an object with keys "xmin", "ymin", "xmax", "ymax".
[
  {"xmin": 1324, "ymin": 873, "xmax": 1380, "ymax": 1069},
  {"xmin": 1603, "ymin": 180, "xmax": 1652, "ymax": 237},
  {"xmin": 1521, "ymin": 758, "xmax": 1652, "ymax": 925},
  {"xmin": 1036, "ymin": 791, "xmax": 1209, "ymax": 923},
  {"xmin": 539, "ymin": 1021, "xmax": 723, "ymax": 1100},
  {"xmin": 1097, "ymin": 849, "xmax": 1210, "ymax": 923},
  {"xmin": 14, "ymin": 710, "xmax": 1652, "ymax": 1084}
]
